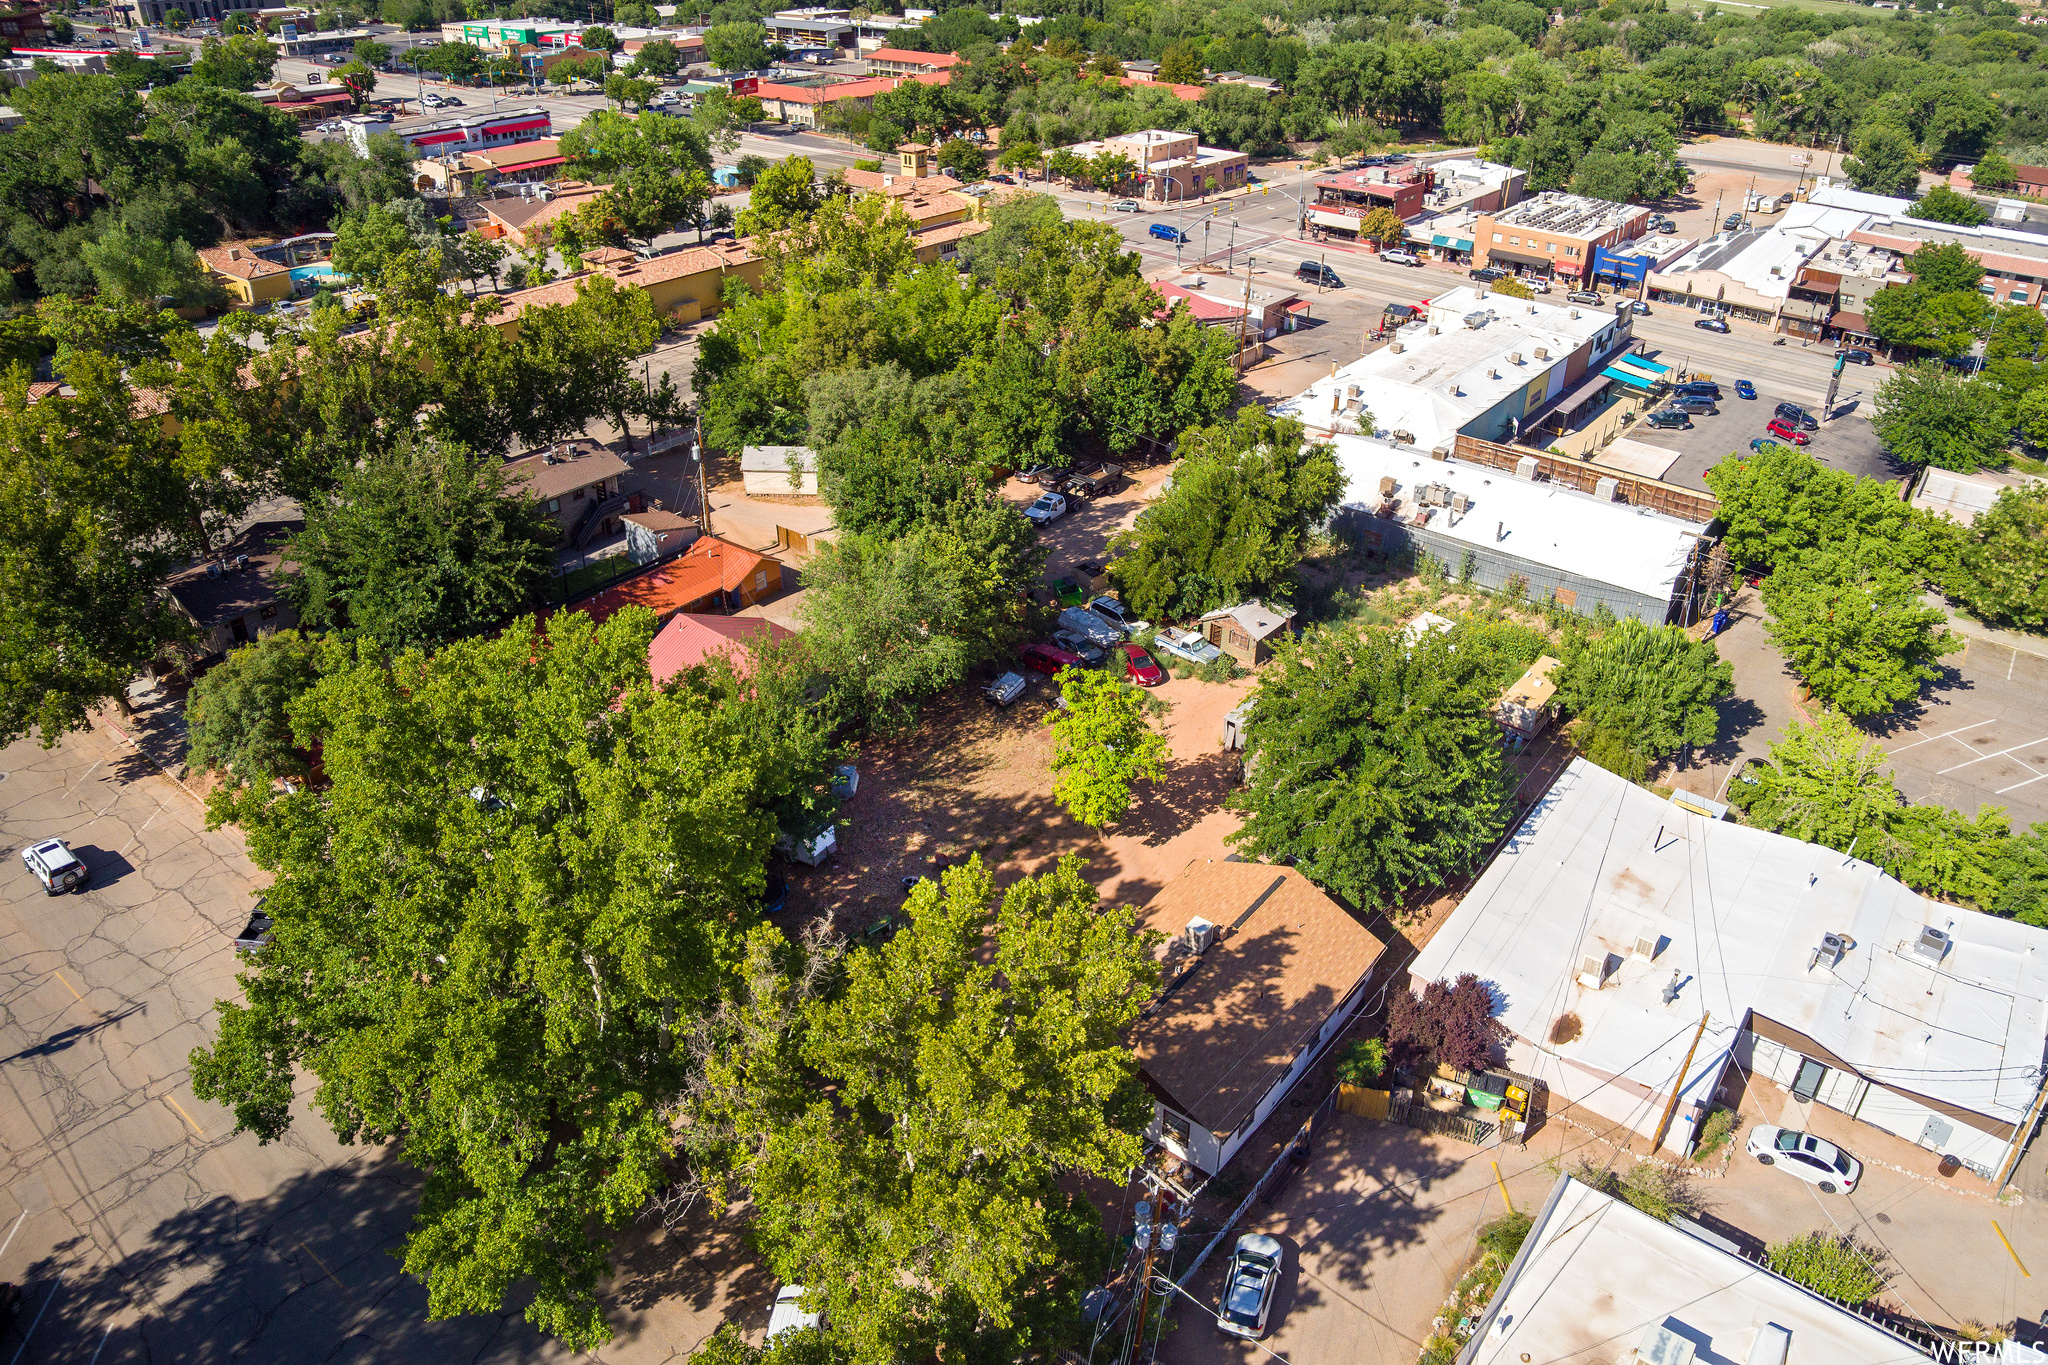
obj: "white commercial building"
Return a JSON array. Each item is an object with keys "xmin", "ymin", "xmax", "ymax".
[
  {"xmin": 1463, "ymin": 1176, "xmax": 1936, "ymax": 1365},
  {"xmin": 1412, "ymin": 757, "xmax": 2048, "ymax": 1178}
]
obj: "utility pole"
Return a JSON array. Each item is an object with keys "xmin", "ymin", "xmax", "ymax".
[
  {"xmin": 694, "ymin": 410, "xmax": 711, "ymax": 537},
  {"xmin": 1122, "ymin": 1200, "xmax": 1178, "ymax": 1365},
  {"xmin": 1237, "ymin": 256, "xmax": 1255, "ymax": 374},
  {"xmin": 1650, "ymin": 1012, "xmax": 1711, "ymax": 1156}
]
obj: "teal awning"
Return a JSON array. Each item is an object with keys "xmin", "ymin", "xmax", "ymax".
[
  {"xmin": 1609, "ymin": 359, "xmax": 1664, "ymax": 384},
  {"xmin": 1624, "ymin": 354, "xmax": 1672, "ymax": 374},
  {"xmin": 1601, "ymin": 366, "xmax": 1656, "ymax": 389},
  {"xmin": 1430, "ymin": 234, "xmax": 1474, "ymax": 250}
]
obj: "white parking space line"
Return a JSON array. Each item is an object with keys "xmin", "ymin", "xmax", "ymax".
[
  {"xmin": 1936, "ymin": 737, "xmax": 2048, "ymax": 777},
  {"xmin": 1888, "ymin": 720, "xmax": 1994, "ymax": 754},
  {"xmin": 1999, "ymin": 773, "xmax": 2048, "ymax": 795}
]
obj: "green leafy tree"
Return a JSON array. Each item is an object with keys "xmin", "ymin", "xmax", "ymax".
[
  {"xmin": 1045, "ymin": 666, "xmax": 1169, "ymax": 827},
  {"xmin": 548, "ymin": 53, "xmax": 610, "ymax": 87},
  {"xmin": 510, "ymin": 272, "xmax": 665, "ymax": 449},
  {"xmin": 1488, "ymin": 274, "xmax": 1534, "ymax": 299},
  {"xmin": 184, "ymin": 629, "xmax": 322, "ymax": 786},
  {"xmin": 1357, "ymin": 205, "xmax": 1406, "ymax": 246},
  {"xmin": 1767, "ymin": 1232, "xmax": 1894, "ymax": 1306},
  {"xmin": 604, "ymin": 74, "xmax": 657, "ymax": 109},
  {"xmin": 77, "ymin": 222, "xmax": 224, "ymax": 307},
  {"xmin": 694, "ymin": 89, "xmax": 764, "ymax": 154},
  {"xmin": 1761, "ymin": 545, "xmax": 1961, "ymax": 716},
  {"xmin": 164, "ymin": 6, "xmax": 189, "ymax": 25},
  {"xmin": 1989, "ymin": 826, "xmax": 2048, "ymax": 928},
  {"xmin": 1087, "ymin": 149, "xmax": 1138, "ymax": 192},
  {"xmin": 1843, "ymin": 123, "xmax": 1922, "ymax": 198},
  {"xmin": 1945, "ymin": 484, "xmax": 2048, "ymax": 630},
  {"xmin": 1158, "ymin": 41, "xmax": 1204, "ymax": 85},
  {"xmin": 1111, "ymin": 409, "xmax": 1342, "ymax": 622},
  {"xmin": 332, "ymin": 198, "xmax": 461, "ymax": 301},
  {"xmin": 0, "ymin": 363, "xmax": 197, "ymax": 742},
  {"xmin": 280, "ymin": 437, "xmax": 559, "ymax": 651},
  {"xmin": 1871, "ymin": 363, "xmax": 2007, "ymax": 471},
  {"xmin": 935, "ymin": 136, "xmax": 987, "ymax": 182},
  {"xmin": 1905, "ymin": 184, "xmax": 1988, "ymax": 226},
  {"xmin": 332, "ymin": 59, "xmax": 378, "ymax": 110},
  {"xmin": 802, "ymin": 495, "xmax": 1045, "ymax": 724},
  {"xmin": 627, "ymin": 38, "xmax": 681, "ymax": 79},
  {"xmin": 189, "ymin": 33, "xmax": 278, "ymax": 89},
  {"xmin": 735, "ymin": 154, "xmax": 822, "ymax": 238},
  {"xmin": 1703, "ymin": 443, "xmax": 1955, "ymax": 576},
  {"xmin": 1729, "ymin": 710, "xmax": 1907, "ymax": 863},
  {"xmin": 1228, "ymin": 623, "xmax": 1512, "ymax": 909},
  {"xmin": 190, "ymin": 607, "xmax": 828, "ymax": 1350},
  {"xmin": 1553, "ymin": 619, "xmax": 1732, "ymax": 781},
  {"xmin": 352, "ymin": 37, "xmax": 387, "ymax": 67},
  {"xmin": 579, "ymin": 25, "xmax": 622, "ymax": 53},
  {"xmin": 1971, "ymin": 150, "xmax": 2019, "ymax": 191},
  {"xmin": 704, "ymin": 20, "xmax": 771, "ymax": 72},
  {"xmin": 704, "ymin": 854, "xmax": 1159, "ymax": 1365}
]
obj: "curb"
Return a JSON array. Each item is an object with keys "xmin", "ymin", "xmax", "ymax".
[{"xmin": 94, "ymin": 714, "xmax": 207, "ymax": 807}]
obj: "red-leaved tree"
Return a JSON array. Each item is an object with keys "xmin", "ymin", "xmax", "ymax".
[{"xmin": 1387, "ymin": 973, "xmax": 1509, "ymax": 1074}]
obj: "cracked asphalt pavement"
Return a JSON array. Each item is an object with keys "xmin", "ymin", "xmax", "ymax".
[{"xmin": 0, "ymin": 725, "xmax": 766, "ymax": 1363}]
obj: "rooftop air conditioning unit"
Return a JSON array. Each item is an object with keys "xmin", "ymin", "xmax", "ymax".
[
  {"xmin": 1515, "ymin": 455, "xmax": 1539, "ymax": 480},
  {"xmin": 1634, "ymin": 928, "xmax": 1660, "ymax": 960},
  {"xmin": 1577, "ymin": 953, "xmax": 1614, "ymax": 990},
  {"xmin": 1392, "ymin": 429, "xmax": 1415, "ymax": 445},
  {"xmin": 1534, "ymin": 346, "xmax": 1550, "ymax": 359},
  {"xmin": 1389, "ymin": 341, "xmax": 1405, "ymax": 353},
  {"xmin": 1569, "ymin": 308, "xmax": 1580, "ymax": 320},
  {"xmin": 1595, "ymin": 476, "xmax": 1621, "ymax": 502},
  {"xmin": 1810, "ymin": 931, "xmax": 1850, "ymax": 971},
  {"xmin": 1450, "ymin": 491, "xmax": 1469, "ymax": 513},
  {"xmin": 1509, "ymin": 351, "xmax": 1523, "ymax": 364},
  {"xmin": 1184, "ymin": 917, "xmax": 1217, "ymax": 954},
  {"xmin": 1378, "ymin": 476, "xmax": 1397, "ymax": 498},
  {"xmin": 1488, "ymin": 368, "xmax": 1500, "ymax": 379},
  {"xmin": 1915, "ymin": 924, "xmax": 1952, "ymax": 964}
]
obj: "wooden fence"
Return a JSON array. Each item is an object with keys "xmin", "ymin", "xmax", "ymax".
[{"xmin": 1451, "ymin": 434, "xmax": 1722, "ymax": 525}]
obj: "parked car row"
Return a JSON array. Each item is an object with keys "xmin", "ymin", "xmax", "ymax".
[{"xmin": 1018, "ymin": 462, "xmax": 1126, "ymax": 500}]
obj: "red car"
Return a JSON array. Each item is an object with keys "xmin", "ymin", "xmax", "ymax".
[
  {"xmin": 1020, "ymin": 641, "xmax": 1086, "ymax": 676},
  {"xmin": 1765, "ymin": 418, "xmax": 1811, "ymax": 446},
  {"xmin": 1122, "ymin": 643, "xmax": 1165, "ymax": 686}
]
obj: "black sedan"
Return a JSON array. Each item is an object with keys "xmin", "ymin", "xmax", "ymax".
[
  {"xmin": 1839, "ymin": 348, "xmax": 1876, "ymax": 365},
  {"xmin": 1694, "ymin": 315, "xmax": 1731, "ymax": 333}
]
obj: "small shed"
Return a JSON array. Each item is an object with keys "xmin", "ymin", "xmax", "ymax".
[
  {"xmin": 741, "ymin": 445, "xmax": 820, "ymax": 500},
  {"xmin": 1495, "ymin": 654, "xmax": 1561, "ymax": 739},
  {"xmin": 1199, "ymin": 601, "xmax": 1293, "ymax": 667},
  {"xmin": 621, "ymin": 510, "xmax": 697, "ymax": 565}
]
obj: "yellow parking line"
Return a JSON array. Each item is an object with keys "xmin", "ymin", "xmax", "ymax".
[
  {"xmin": 1994, "ymin": 1221, "xmax": 2031, "ymax": 1278},
  {"xmin": 53, "ymin": 971, "xmax": 84, "ymax": 1004},
  {"xmin": 164, "ymin": 1096, "xmax": 205, "ymax": 1139},
  {"xmin": 299, "ymin": 1242, "xmax": 342, "ymax": 1288}
]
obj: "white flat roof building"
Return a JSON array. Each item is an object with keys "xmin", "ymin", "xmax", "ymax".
[
  {"xmin": 1412, "ymin": 757, "xmax": 2048, "ymax": 1175},
  {"xmin": 1464, "ymin": 1176, "xmax": 1934, "ymax": 1365}
]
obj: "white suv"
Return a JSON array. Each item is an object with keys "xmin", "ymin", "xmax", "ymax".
[
  {"xmin": 22, "ymin": 839, "xmax": 88, "ymax": 894},
  {"xmin": 1024, "ymin": 492, "xmax": 1067, "ymax": 527}
]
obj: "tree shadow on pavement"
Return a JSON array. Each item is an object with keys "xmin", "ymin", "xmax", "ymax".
[{"xmin": 1857, "ymin": 660, "xmax": 1973, "ymax": 741}]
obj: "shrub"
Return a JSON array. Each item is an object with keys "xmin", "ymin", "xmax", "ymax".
[
  {"xmin": 1766, "ymin": 1230, "xmax": 1894, "ymax": 1305},
  {"xmin": 1199, "ymin": 653, "xmax": 1240, "ymax": 683},
  {"xmin": 1476, "ymin": 1209, "xmax": 1532, "ymax": 1263},
  {"xmin": 1692, "ymin": 1106, "xmax": 1737, "ymax": 1160},
  {"xmin": 1334, "ymin": 1037, "xmax": 1389, "ymax": 1086}
]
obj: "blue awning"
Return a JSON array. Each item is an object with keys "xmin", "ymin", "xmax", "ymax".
[
  {"xmin": 1601, "ymin": 366, "xmax": 1657, "ymax": 389},
  {"xmin": 1625, "ymin": 354, "xmax": 1672, "ymax": 374},
  {"xmin": 1608, "ymin": 359, "xmax": 1665, "ymax": 384},
  {"xmin": 1430, "ymin": 234, "xmax": 1474, "ymax": 251}
]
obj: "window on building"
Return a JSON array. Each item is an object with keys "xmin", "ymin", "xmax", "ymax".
[
  {"xmin": 1492, "ymin": 233, "xmax": 1503, "ymax": 243},
  {"xmin": 754, "ymin": 570, "xmax": 768, "ymax": 591},
  {"xmin": 1566, "ymin": 246, "xmax": 1579, "ymax": 257},
  {"xmin": 1546, "ymin": 242, "xmax": 1557, "ymax": 254},
  {"xmin": 1160, "ymin": 1109, "xmax": 1192, "ymax": 1146},
  {"xmin": 548, "ymin": 498, "xmax": 560, "ymax": 512},
  {"xmin": 2016, "ymin": 287, "xmax": 2032, "ymax": 304}
]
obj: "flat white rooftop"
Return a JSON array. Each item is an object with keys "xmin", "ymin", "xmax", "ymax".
[
  {"xmin": 1468, "ymin": 1177, "xmax": 1931, "ymax": 1365},
  {"xmin": 1322, "ymin": 437, "xmax": 1706, "ymax": 602},
  {"xmin": 1413, "ymin": 757, "xmax": 2048, "ymax": 1136}
]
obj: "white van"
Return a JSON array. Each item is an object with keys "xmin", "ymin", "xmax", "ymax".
[{"xmin": 1057, "ymin": 605, "xmax": 1119, "ymax": 650}]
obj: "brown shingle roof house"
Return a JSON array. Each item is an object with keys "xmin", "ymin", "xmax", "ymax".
[
  {"xmin": 163, "ymin": 518, "xmax": 304, "ymax": 662},
  {"xmin": 1128, "ymin": 859, "xmax": 1386, "ymax": 1174}
]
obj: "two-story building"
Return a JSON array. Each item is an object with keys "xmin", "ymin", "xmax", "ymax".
[
  {"xmin": 1054, "ymin": 129, "xmax": 1249, "ymax": 201},
  {"xmin": 503, "ymin": 441, "xmax": 635, "ymax": 543},
  {"xmin": 163, "ymin": 519, "xmax": 303, "ymax": 663},
  {"xmin": 196, "ymin": 243, "xmax": 295, "ymax": 308},
  {"xmin": 1308, "ymin": 164, "xmax": 1436, "ymax": 239},
  {"xmin": 864, "ymin": 46, "xmax": 959, "ymax": 77},
  {"xmin": 1473, "ymin": 192, "xmax": 1654, "ymax": 282}
]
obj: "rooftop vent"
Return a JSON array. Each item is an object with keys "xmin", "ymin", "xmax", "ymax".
[
  {"xmin": 1634, "ymin": 1322, "xmax": 1698, "ymax": 1365},
  {"xmin": 1915, "ymin": 924, "xmax": 1952, "ymax": 964}
]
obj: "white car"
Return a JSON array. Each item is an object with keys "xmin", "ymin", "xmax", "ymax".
[
  {"xmin": 1109, "ymin": 198, "xmax": 1142, "ymax": 212},
  {"xmin": 1746, "ymin": 1124, "xmax": 1861, "ymax": 1194},
  {"xmin": 1217, "ymin": 1233, "xmax": 1283, "ymax": 1339},
  {"xmin": 1154, "ymin": 626, "xmax": 1221, "ymax": 666},
  {"xmin": 1024, "ymin": 492, "xmax": 1068, "ymax": 527},
  {"xmin": 767, "ymin": 1284, "xmax": 823, "ymax": 1339},
  {"xmin": 422, "ymin": 93, "xmax": 446, "ymax": 106},
  {"xmin": 1378, "ymin": 248, "xmax": 1421, "ymax": 266},
  {"xmin": 22, "ymin": 838, "xmax": 88, "ymax": 895}
]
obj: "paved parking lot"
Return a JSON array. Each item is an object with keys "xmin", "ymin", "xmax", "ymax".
[
  {"xmin": 1629, "ymin": 368, "xmax": 1895, "ymax": 493},
  {"xmin": 1874, "ymin": 634, "xmax": 2048, "ymax": 829},
  {"xmin": 1164, "ymin": 1105, "xmax": 2046, "ymax": 1365},
  {"xmin": 0, "ymin": 724, "xmax": 761, "ymax": 1364}
]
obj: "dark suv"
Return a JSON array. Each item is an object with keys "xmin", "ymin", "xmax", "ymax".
[
  {"xmin": 1774, "ymin": 402, "xmax": 1819, "ymax": 430},
  {"xmin": 1679, "ymin": 380, "xmax": 1722, "ymax": 399},
  {"xmin": 1646, "ymin": 409, "xmax": 1692, "ymax": 430},
  {"xmin": 1297, "ymin": 261, "xmax": 1342, "ymax": 288},
  {"xmin": 1469, "ymin": 266, "xmax": 1509, "ymax": 283},
  {"xmin": 1672, "ymin": 394, "xmax": 1719, "ymax": 415}
]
